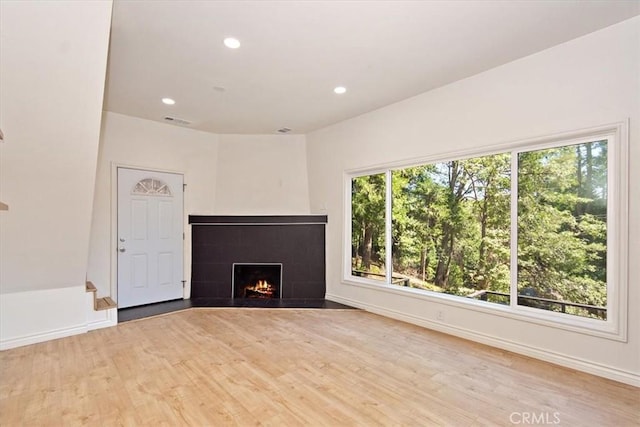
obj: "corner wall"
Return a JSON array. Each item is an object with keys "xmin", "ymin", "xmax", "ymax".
[
  {"xmin": 87, "ymin": 114, "xmax": 311, "ymax": 300},
  {"xmin": 306, "ymin": 17, "xmax": 640, "ymax": 384},
  {"xmin": 0, "ymin": 1, "xmax": 113, "ymax": 348}
]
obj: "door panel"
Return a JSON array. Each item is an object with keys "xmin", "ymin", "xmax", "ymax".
[
  {"xmin": 158, "ymin": 252, "xmax": 173, "ymax": 286},
  {"xmin": 158, "ymin": 201, "xmax": 173, "ymax": 239},
  {"xmin": 118, "ymin": 168, "xmax": 184, "ymax": 308},
  {"xmin": 131, "ymin": 254, "xmax": 148, "ymax": 288},
  {"xmin": 131, "ymin": 200, "xmax": 148, "ymax": 240}
]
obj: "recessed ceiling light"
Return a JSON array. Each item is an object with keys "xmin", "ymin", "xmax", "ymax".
[
  {"xmin": 334, "ymin": 86, "xmax": 347, "ymax": 94},
  {"xmin": 162, "ymin": 97, "xmax": 176, "ymax": 105},
  {"xmin": 224, "ymin": 37, "xmax": 241, "ymax": 49}
]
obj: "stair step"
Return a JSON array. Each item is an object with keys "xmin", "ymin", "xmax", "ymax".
[
  {"xmin": 86, "ymin": 280, "xmax": 116, "ymax": 311},
  {"xmin": 86, "ymin": 281, "xmax": 97, "ymax": 293},
  {"xmin": 96, "ymin": 297, "xmax": 117, "ymax": 311}
]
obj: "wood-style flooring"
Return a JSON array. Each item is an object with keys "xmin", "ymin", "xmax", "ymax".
[{"xmin": 1, "ymin": 309, "xmax": 638, "ymax": 426}]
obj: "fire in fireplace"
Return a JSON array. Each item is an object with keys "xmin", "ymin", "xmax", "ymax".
[{"xmin": 232, "ymin": 263, "xmax": 282, "ymax": 299}]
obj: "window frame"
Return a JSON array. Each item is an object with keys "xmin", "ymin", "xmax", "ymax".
[{"xmin": 343, "ymin": 122, "xmax": 628, "ymax": 341}]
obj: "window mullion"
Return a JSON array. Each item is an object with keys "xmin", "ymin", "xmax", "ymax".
[
  {"xmin": 510, "ymin": 151, "xmax": 518, "ymax": 309},
  {"xmin": 385, "ymin": 170, "xmax": 393, "ymax": 285}
]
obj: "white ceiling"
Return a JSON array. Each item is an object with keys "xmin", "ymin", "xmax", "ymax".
[{"xmin": 104, "ymin": 0, "xmax": 640, "ymax": 135}]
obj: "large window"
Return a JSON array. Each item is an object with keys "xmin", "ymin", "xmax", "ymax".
[{"xmin": 347, "ymin": 126, "xmax": 627, "ymax": 337}]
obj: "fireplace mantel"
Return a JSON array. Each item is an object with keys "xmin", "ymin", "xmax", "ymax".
[
  {"xmin": 189, "ymin": 215, "xmax": 327, "ymax": 299},
  {"xmin": 189, "ymin": 215, "xmax": 327, "ymax": 224}
]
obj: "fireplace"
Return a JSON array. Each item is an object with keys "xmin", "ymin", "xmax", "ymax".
[
  {"xmin": 233, "ymin": 263, "xmax": 282, "ymax": 299},
  {"xmin": 189, "ymin": 215, "xmax": 327, "ymax": 299}
]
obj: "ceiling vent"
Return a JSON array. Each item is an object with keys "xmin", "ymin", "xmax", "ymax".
[
  {"xmin": 277, "ymin": 127, "xmax": 291, "ymax": 134},
  {"xmin": 163, "ymin": 116, "xmax": 191, "ymax": 126}
]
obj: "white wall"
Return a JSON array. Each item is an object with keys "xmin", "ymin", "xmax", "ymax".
[
  {"xmin": 215, "ymin": 134, "xmax": 310, "ymax": 215},
  {"xmin": 87, "ymin": 112, "xmax": 220, "ymax": 299},
  {"xmin": 0, "ymin": 287, "xmax": 87, "ymax": 350},
  {"xmin": 306, "ymin": 17, "xmax": 639, "ymax": 384},
  {"xmin": 87, "ymin": 114, "xmax": 311, "ymax": 300},
  {"xmin": 0, "ymin": 1, "xmax": 112, "ymax": 346}
]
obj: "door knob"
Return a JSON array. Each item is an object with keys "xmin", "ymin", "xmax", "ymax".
[
  {"xmin": 119, "ymin": 237, "xmax": 126, "ymax": 242},
  {"xmin": 118, "ymin": 247, "xmax": 126, "ymax": 253}
]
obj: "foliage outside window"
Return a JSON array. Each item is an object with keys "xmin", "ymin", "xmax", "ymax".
[
  {"xmin": 351, "ymin": 173, "xmax": 386, "ymax": 282},
  {"xmin": 350, "ymin": 137, "xmax": 614, "ymax": 324},
  {"xmin": 389, "ymin": 154, "xmax": 512, "ymax": 303},
  {"xmin": 517, "ymin": 142, "xmax": 607, "ymax": 319}
]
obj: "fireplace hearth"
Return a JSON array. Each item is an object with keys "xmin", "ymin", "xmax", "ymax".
[{"xmin": 233, "ymin": 263, "xmax": 282, "ymax": 299}]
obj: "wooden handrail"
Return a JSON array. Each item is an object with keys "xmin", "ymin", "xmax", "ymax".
[
  {"xmin": 469, "ymin": 290, "xmax": 606, "ymax": 317},
  {"xmin": 351, "ymin": 272, "xmax": 605, "ymax": 317},
  {"xmin": 352, "ymin": 270, "xmax": 410, "ymax": 286}
]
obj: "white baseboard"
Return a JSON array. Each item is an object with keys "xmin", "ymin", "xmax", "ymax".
[
  {"xmin": 326, "ymin": 293, "xmax": 640, "ymax": 387},
  {"xmin": 0, "ymin": 309, "xmax": 117, "ymax": 350},
  {"xmin": 0, "ymin": 324, "xmax": 87, "ymax": 351},
  {"xmin": 87, "ymin": 308, "xmax": 118, "ymax": 331},
  {"xmin": 1, "ymin": 286, "xmax": 90, "ymax": 351}
]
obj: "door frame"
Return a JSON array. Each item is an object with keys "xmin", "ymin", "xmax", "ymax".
[{"xmin": 110, "ymin": 163, "xmax": 186, "ymax": 307}]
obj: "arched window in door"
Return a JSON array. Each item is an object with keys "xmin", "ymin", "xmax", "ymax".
[{"xmin": 132, "ymin": 178, "xmax": 173, "ymax": 196}]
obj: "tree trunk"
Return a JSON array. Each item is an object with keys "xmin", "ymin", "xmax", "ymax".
[
  {"xmin": 362, "ymin": 225, "xmax": 374, "ymax": 270},
  {"xmin": 435, "ymin": 161, "xmax": 463, "ymax": 288},
  {"xmin": 585, "ymin": 142, "xmax": 594, "ymax": 210},
  {"xmin": 435, "ymin": 229, "xmax": 454, "ymax": 287}
]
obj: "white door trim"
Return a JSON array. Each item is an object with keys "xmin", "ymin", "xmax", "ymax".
[{"xmin": 110, "ymin": 163, "xmax": 186, "ymax": 306}]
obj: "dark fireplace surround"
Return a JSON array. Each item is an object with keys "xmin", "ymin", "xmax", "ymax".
[{"xmin": 189, "ymin": 215, "xmax": 327, "ymax": 299}]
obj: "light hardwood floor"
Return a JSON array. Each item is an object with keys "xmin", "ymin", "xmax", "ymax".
[{"xmin": 1, "ymin": 309, "xmax": 638, "ymax": 426}]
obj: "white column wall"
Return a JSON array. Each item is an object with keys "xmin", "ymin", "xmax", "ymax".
[{"xmin": 0, "ymin": 1, "xmax": 113, "ymax": 348}]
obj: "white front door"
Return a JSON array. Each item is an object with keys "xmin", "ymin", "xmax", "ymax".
[{"xmin": 117, "ymin": 167, "xmax": 184, "ymax": 308}]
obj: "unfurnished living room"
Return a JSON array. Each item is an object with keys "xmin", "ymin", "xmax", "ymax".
[{"xmin": 0, "ymin": 0, "xmax": 639, "ymax": 425}]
